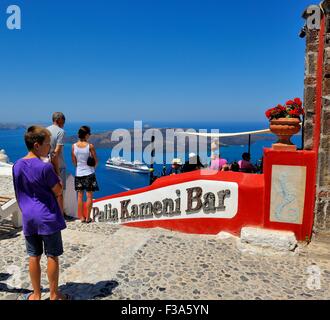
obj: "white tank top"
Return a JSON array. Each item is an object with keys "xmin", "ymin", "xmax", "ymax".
[{"xmin": 74, "ymin": 143, "xmax": 95, "ymax": 177}]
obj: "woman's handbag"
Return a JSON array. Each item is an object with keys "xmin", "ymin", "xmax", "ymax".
[
  {"xmin": 87, "ymin": 156, "xmax": 95, "ymax": 167},
  {"xmin": 87, "ymin": 145, "xmax": 96, "ymax": 167}
]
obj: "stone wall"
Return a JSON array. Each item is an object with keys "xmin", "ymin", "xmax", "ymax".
[
  {"xmin": 316, "ymin": 1, "xmax": 330, "ymax": 232},
  {"xmin": 303, "ymin": 27, "xmax": 319, "ymax": 150},
  {"xmin": 303, "ymin": 1, "xmax": 330, "ymax": 233}
]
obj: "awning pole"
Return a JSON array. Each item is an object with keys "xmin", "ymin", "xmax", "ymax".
[{"xmin": 150, "ymin": 132, "xmax": 155, "ymax": 185}]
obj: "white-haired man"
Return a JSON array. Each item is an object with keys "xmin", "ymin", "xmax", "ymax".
[
  {"xmin": 47, "ymin": 112, "xmax": 66, "ymax": 186},
  {"xmin": 47, "ymin": 112, "xmax": 71, "ymax": 220}
]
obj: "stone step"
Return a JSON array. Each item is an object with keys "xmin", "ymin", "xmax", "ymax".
[
  {"xmin": 0, "ymin": 196, "xmax": 12, "ymax": 206},
  {"xmin": 238, "ymin": 227, "xmax": 298, "ymax": 256},
  {"xmin": 58, "ymin": 225, "xmax": 152, "ymax": 299}
]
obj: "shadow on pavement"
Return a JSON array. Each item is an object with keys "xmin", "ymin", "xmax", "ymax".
[
  {"xmin": 1, "ymin": 273, "xmax": 119, "ymax": 300},
  {"xmin": 58, "ymin": 280, "xmax": 119, "ymax": 300},
  {"xmin": 0, "ymin": 219, "xmax": 22, "ymax": 240}
]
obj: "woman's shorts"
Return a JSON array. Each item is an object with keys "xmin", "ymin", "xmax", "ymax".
[
  {"xmin": 75, "ymin": 173, "xmax": 100, "ymax": 192},
  {"xmin": 25, "ymin": 231, "xmax": 63, "ymax": 257}
]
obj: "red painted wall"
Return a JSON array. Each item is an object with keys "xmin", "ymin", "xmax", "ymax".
[
  {"xmin": 94, "ymin": 170, "xmax": 265, "ymax": 237},
  {"xmin": 93, "ymin": 148, "xmax": 317, "ymax": 241},
  {"xmin": 263, "ymin": 148, "xmax": 317, "ymax": 240}
]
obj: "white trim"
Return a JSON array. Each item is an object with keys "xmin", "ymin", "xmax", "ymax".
[
  {"xmin": 176, "ymin": 128, "xmax": 271, "ymax": 138},
  {"xmin": 0, "ymin": 198, "xmax": 22, "ymax": 228}
]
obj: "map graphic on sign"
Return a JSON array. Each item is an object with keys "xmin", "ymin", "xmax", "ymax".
[{"xmin": 270, "ymin": 165, "xmax": 306, "ymax": 225}]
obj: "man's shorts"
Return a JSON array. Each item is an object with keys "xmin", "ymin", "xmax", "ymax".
[
  {"xmin": 59, "ymin": 168, "xmax": 67, "ymax": 190},
  {"xmin": 25, "ymin": 231, "xmax": 64, "ymax": 257}
]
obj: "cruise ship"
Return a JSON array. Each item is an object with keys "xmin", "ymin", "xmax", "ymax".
[{"xmin": 106, "ymin": 157, "xmax": 150, "ymax": 174}]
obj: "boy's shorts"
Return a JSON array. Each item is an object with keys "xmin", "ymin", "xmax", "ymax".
[{"xmin": 25, "ymin": 231, "xmax": 64, "ymax": 257}]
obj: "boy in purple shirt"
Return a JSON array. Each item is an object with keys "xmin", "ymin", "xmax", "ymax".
[{"xmin": 12, "ymin": 126, "xmax": 69, "ymax": 300}]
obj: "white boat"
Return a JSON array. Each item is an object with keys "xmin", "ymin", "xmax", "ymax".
[{"xmin": 106, "ymin": 157, "xmax": 150, "ymax": 174}]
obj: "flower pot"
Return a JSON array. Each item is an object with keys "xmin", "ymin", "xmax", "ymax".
[{"xmin": 269, "ymin": 118, "xmax": 301, "ymax": 146}]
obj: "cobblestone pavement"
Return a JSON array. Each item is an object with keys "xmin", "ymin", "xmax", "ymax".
[
  {"xmin": 0, "ymin": 176, "xmax": 15, "ymax": 198},
  {"xmin": 0, "ymin": 218, "xmax": 330, "ymax": 300}
]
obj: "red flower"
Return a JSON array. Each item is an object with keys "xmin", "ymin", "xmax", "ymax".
[
  {"xmin": 265, "ymin": 109, "xmax": 273, "ymax": 119},
  {"xmin": 276, "ymin": 104, "xmax": 286, "ymax": 111},
  {"xmin": 294, "ymin": 98, "xmax": 302, "ymax": 106},
  {"xmin": 289, "ymin": 109, "xmax": 300, "ymax": 117},
  {"xmin": 265, "ymin": 98, "xmax": 304, "ymax": 120}
]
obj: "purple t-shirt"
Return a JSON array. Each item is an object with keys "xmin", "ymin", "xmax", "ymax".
[
  {"xmin": 13, "ymin": 158, "xmax": 66, "ymax": 236},
  {"xmin": 238, "ymin": 160, "xmax": 256, "ymax": 172}
]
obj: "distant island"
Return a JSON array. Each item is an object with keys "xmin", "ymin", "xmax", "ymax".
[
  {"xmin": 65, "ymin": 127, "xmax": 276, "ymax": 150},
  {"xmin": 0, "ymin": 123, "xmax": 26, "ymax": 130}
]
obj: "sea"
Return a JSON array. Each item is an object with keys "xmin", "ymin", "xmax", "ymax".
[{"xmin": 0, "ymin": 121, "xmax": 302, "ymax": 199}]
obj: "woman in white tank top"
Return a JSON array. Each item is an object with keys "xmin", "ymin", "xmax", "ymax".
[{"xmin": 71, "ymin": 126, "xmax": 99, "ymax": 223}]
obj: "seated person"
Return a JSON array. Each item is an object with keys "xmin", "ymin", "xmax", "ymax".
[
  {"xmin": 209, "ymin": 153, "xmax": 228, "ymax": 171},
  {"xmin": 230, "ymin": 161, "xmax": 240, "ymax": 172},
  {"xmin": 238, "ymin": 153, "xmax": 257, "ymax": 173},
  {"xmin": 221, "ymin": 164, "xmax": 230, "ymax": 171},
  {"xmin": 167, "ymin": 158, "xmax": 183, "ymax": 175},
  {"xmin": 182, "ymin": 153, "xmax": 205, "ymax": 173}
]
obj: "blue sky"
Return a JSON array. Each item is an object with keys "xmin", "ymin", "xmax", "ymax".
[{"xmin": 0, "ymin": 0, "xmax": 313, "ymax": 123}]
